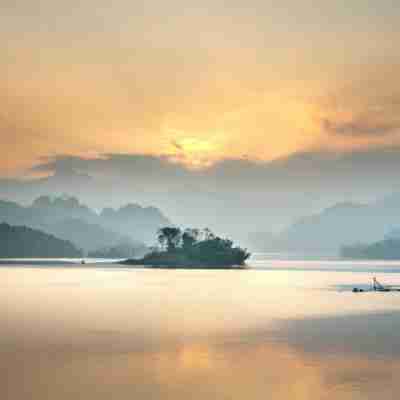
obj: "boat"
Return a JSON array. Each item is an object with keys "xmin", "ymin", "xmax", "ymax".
[{"xmin": 352, "ymin": 277, "xmax": 400, "ymax": 293}]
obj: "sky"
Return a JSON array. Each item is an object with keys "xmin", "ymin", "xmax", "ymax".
[
  {"xmin": 1, "ymin": 1, "xmax": 400, "ymax": 237},
  {"xmin": 1, "ymin": 0, "xmax": 399, "ymax": 177}
]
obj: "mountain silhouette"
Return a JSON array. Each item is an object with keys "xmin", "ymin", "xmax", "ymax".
[
  {"xmin": 0, "ymin": 196, "xmax": 170, "ymax": 253},
  {"xmin": 0, "ymin": 223, "xmax": 82, "ymax": 258},
  {"xmin": 251, "ymin": 193, "xmax": 400, "ymax": 255}
]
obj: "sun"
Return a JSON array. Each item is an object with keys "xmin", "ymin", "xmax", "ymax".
[
  {"xmin": 174, "ymin": 137, "xmax": 216, "ymax": 154},
  {"xmin": 165, "ymin": 130, "xmax": 225, "ymax": 169}
]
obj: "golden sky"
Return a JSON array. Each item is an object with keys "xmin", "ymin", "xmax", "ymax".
[{"xmin": 1, "ymin": 0, "xmax": 400, "ymax": 176}]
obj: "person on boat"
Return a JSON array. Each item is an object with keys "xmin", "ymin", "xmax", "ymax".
[{"xmin": 373, "ymin": 277, "xmax": 389, "ymax": 291}]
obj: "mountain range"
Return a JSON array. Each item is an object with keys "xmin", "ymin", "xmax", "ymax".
[
  {"xmin": 0, "ymin": 223, "xmax": 82, "ymax": 258},
  {"xmin": 0, "ymin": 196, "xmax": 170, "ymax": 253},
  {"xmin": 250, "ymin": 192, "xmax": 400, "ymax": 255},
  {"xmin": 3, "ymin": 148, "xmax": 400, "ymax": 239}
]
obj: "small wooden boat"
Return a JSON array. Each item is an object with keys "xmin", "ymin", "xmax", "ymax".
[{"xmin": 353, "ymin": 277, "xmax": 400, "ymax": 293}]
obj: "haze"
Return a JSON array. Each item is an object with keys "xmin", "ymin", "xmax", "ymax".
[{"xmin": 1, "ymin": 0, "xmax": 400, "ymax": 237}]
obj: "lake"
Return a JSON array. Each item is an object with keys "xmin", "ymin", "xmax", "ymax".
[{"xmin": 2, "ymin": 254, "xmax": 400, "ymax": 399}]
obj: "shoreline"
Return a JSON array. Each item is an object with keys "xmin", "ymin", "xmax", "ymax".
[{"xmin": 119, "ymin": 258, "xmax": 246, "ymax": 269}]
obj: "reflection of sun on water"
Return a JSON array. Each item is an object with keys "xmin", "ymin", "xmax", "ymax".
[
  {"xmin": 3, "ymin": 267, "xmax": 400, "ymax": 399},
  {"xmin": 178, "ymin": 344, "xmax": 213, "ymax": 371},
  {"xmin": 144, "ymin": 341, "xmax": 390, "ymax": 400},
  {"xmin": 152, "ymin": 344, "xmax": 216, "ymax": 378}
]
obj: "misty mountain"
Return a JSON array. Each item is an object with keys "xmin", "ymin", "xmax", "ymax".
[
  {"xmin": 251, "ymin": 193, "xmax": 400, "ymax": 255},
  {"xmin": 100, "ymin": 204, "xmax": 170, "ymax": 244},
  {"xmin": 0, "ymin": 196, "xmax": 170, "ymax": 252},
  {"xmin": 341, "ymin": 238, "xmax": 400, "ymax": 260},
  {"xmin": 43, "ymin": 218, "xmax": 130, "ymax": 253},
  {"xmin": 0, "ymin": 223, "xmax": 82, "ymax": 258},
  {"xmin": 386, "ymin": 228, "xmax": 400, "ymax": 240},
  {"xmin": 88, "ymin": 242, "xmax": 148, "ymax": 259},
  {"xmin": 31, "ymin": 195, "xmax": 97, "ymax": 223},
  {"xmin": 3, "ymin": 147, "xmax": 400, "ymax": 241}
]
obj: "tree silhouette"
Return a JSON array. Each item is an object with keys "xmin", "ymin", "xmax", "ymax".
[
  {"xmin": 157, "ymin": 227, "xmax": 182, "ymax": 251},
  {"xmin": 182, "ymin": 228, "xmax": 199, "ymax": 251}
]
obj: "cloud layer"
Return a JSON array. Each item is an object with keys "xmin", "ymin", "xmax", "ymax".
[
  {"xmin": 2, "ymin": 146, "xmax": 400, "ymax": 241},
  {"xmin": 1, "ymin": 1, "xmax": 400, "ymax": 176}
]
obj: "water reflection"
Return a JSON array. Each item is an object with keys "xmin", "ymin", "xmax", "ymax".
[
  {"xmin": 1, "ymin": 259, "xmax": 400, "ymax": 399},
  {"xmin": 3, "ymin": 338, "xmax": 400, "ymax": 400}
]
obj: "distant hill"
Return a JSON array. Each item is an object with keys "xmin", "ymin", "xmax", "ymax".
[
  {"xmin": 0, "ymin": 196, "xmax": 170, "ymax": 252},
  {"xmin": 386, "ymin": 228, "xmax": 400, "ymax": 240},
  {"xmin": 249, "ymin": 193, "xmax": 400, "ymax": 255},
  {"xmin": 0, "ymin": 223, "xmax": 82, "ymax": 258},
  {"xmin": 100, "ymin": 204, "xmax": 170, "ymax": 244},
  {"xmin": 341, "ymin": 239, "xmax": 400, "ymax": 260},
  {"xmin": 31, "ymin": 195, "xmax": 97, "ymax": 224},
  {"xmin": 42, "ymin": 218, "xmax": 130, "ymax": 253},
  {"xmin": 88, "ymin": 242, "xmax": 148, "ymax": 259}
]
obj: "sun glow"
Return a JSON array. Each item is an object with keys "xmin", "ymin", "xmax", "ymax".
[{"xmin": 165, "ymin": 129, "xmax": 227, "ymax": 169}]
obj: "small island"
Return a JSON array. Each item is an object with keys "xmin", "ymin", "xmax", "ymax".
[{"xmin": 120, "ymin": 227, "xmax": 250, "ymax": 268}]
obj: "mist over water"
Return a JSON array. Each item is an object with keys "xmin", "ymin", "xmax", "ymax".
[{"xmin": 2, "ymin": 255, "xmax": 400, "ymax": 399}]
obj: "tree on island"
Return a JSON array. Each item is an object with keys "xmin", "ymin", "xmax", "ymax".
[
  {"xmin": 182, "ymin": 228, "xmax": 200, "ymax": 251},
  {"xmin": 157, "ymin": 227, "xmax": 182, "ymax": 252},
  {"xmin": 125, "ymin": 226, "xmax": 250, "ymax": 267}
]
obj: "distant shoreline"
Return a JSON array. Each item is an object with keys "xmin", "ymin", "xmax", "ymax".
[
  {"xmin": 0, "ymin": 259, "xmax": 122, "ymax": 266},
  {"xmin": 0, "ymin": 260, "xmax": 78, "ymax": 266},
  {"xmin": 0, "ymin": 259, "xmax": 245, "ymax": 270}
]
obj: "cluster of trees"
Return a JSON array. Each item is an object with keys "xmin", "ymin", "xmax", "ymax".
[{"xmin": 150, "ymin": 227, "xmax": 250, "ymax": 266}]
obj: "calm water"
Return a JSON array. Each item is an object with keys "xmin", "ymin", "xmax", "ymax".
[{"xmin": 2, "ymin": 254, "xmax": 400, "ymax": 399}]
